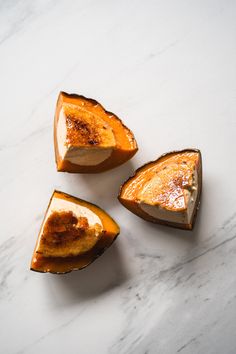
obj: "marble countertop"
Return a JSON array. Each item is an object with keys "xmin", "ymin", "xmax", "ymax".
[{"xmin": 1, "ymin": 1, "xmax": 236, "ymax": 353}]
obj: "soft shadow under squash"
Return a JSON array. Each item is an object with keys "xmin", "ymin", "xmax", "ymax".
[
  {"xmin": 70, "ymin": 160, "xmax": 136, "ymax": 206},
  {"xmin": 45, "ymin": 242, "xmax": 128, "ymax": 306}
]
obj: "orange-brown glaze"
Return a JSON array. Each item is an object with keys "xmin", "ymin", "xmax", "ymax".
[
  {"xmin": 118, "ymin": 149, "xmax": 202, "ymax": 230},
  {"xmin": 122, "ymin": 151, "xmax": 199, "ymax": 211},
  {"xmin": 54, "ymin": 92, "xmax": 138, "ymax": 173},
  {"xmin": 31, "ymin": 191, "xmax": 120, "ymax": 273},
  {"xmin": 64, "ymin": 103, "xmax": 115, "ymax": 147},
  {"xmin": 43, "ymin": 211, "xmax": 86, "ymax": 242},
  {"xmin": 37, "ymin": 210, "xmax": 102, "ymax": 258}
]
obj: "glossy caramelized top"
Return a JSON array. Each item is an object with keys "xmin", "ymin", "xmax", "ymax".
[
  {"xmin": 121, "ymin": 151, "xmax": 200, "ymax": 211},
  {"xmin": 37, "ymin": 210, "xmax": 103, "ymax": 257},
  {"xmin": 58, "ymin": 92, "xmax": 137, "ymax": 151},
  {"xmin": 63, "ymin": 103, "xmax": 116, "ymax": 148},
  {"xmin": 31, "ymin": 191, "xmax": 120, "ymax": 273}
]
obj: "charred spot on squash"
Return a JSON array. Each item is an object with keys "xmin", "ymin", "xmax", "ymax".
[
  {"xmin": 66, "ymin": 116, "xmax": 100, "ymax": 146},
  {"xmin": 54, "ymin": 92, "xmax": 138, "ymax": 173},
  {"xmin": 63, "ymin": 103, "xmax": 113, "ymax": 148},
  {"xmin": 37, "ymin": 209, "xmax": 102, "ymax": 258},
  {"xmin": 39, "ymin": 211, "xmax": 100, "ymax": 248}
]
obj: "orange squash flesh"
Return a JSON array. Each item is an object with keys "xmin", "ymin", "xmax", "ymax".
[
  {"xmin": 54, "ymin": 92, "xmax": 138, "ymax": 173},
  {"xmin": 118, "ymin": 149, "xmax": 202, "ymax": 230},
  {"xmin": 31, "ymin": 191, "xmax": 120, "ymax": 274}
]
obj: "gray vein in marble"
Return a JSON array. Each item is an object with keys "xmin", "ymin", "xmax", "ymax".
[
  {"xmin": 0, "ymin": 220, "xmax": 40, "ymax": 300},
  {"xmin": 0, "ymin": 236, "xmax": 20, "ymax": 299},
  {"xmin": 177, "ymin": 335, "xmax": 201, "ymax": 353},
  {"xmin": 141, "ymin": 212, "xmax": 236, "ymax": 278},
  {"xmin": 110, "ymin": 211, "xmax": 236, "ymax": 354},
  {"xmin": 25, "ymin": 59, "xmax": 80, "ymax": 125},
  {"xmin": 147, "ymin": 39, "xmax": 183, "ymax": 61},
  {"xmin": 0, "ymin": 2, "xmax": 32, "ymax": 46},
  {"xmin": 0, "ymin": 236, "xmax": 16, "ymax": 253},
  {"xmin": 0, "ymin": 124, "xmax": 51, "ymax": 154},
  {"xmin": 16, "ymin": 306, "xmax": 87, "ymax": 354},
  {"xmin": 143, "ymin": 3, "xmax": 233, "ymax": 67},
  {"xmin": 0, "ymin": 267, "xmax": 13, "ymax": 291},
  {"xmin": 169, "ymin": 231, "xmax": 236, "ymax": 272},
  {"xmin": 0, "ymin": 0, "xmax": 55, "ymax": 47},
  {"xmin": 0, "ymin": 60, "xmax": 82, "ymax": 152},
  {"xmin": 135, "ymin": 252, "xmax": 162, "ymax": 260}
]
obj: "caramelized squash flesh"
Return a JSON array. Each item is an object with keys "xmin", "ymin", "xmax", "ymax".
[
  {"xmin": 118, "ymin": 149, "xmax": 202, "ymax": 230},
  {"xmin": 31, "ymin": 191, "xmax": 120, "ymax": 274},
  {"xmin": 54, "ymin": 92, "xmax": 138, "ymax": 173}
]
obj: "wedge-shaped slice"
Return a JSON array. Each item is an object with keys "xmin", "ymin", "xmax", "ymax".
[
  {"xmin": 54, "ymin": 92, "xmax": 138, "ymax": 173},
  {"xmin": 118, "ymin": 149, "xmax": 202, "ymax": 230},
  {"xmin": 31, "ymin": 191, "xmax": 120, "ymax": 274}
]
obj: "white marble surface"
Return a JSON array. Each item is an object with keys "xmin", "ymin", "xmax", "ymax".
[{"xmin": 1, "ymin": 0, "xmax": 236, "ymax": 353}]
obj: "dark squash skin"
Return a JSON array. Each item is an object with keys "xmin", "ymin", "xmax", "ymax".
[
  {"xmin": 54, "ymin": 92, "xmax": 138, "ymax": 173},
  {"xmin": 118, "ymin": 149, "xmax": 202, "ymax": 230},
  {"xmin": 30, "ymin": 191, "xmax": 120, "ymax": 274}
]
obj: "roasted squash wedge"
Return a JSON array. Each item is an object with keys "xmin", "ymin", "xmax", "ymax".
[
  {"xmin": 118, "ymin": 149, "xmax": 202, "ymax": 230},
  {"xmin": 31, "ymin": 191, "xmax": 120, "ymax": 274},
  {"xmin": 54, "ymin": 92, "xmax": 138, "ymax": 173}
]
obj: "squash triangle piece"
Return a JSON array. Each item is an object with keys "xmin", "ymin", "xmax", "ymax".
[
  {"xmin": 119, "ymin": 149, "xmax": 202, "ymax": 230},
  {"xmin": 54, "ymin": 92, "xmax": 138, "ymax": 173},
  {"xmin": 31, "ymin": 191, "xmax": 120, "ymax": 274}
]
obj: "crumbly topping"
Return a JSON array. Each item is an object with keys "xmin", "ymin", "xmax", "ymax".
[
  {"xmin": 42, "ymin": 211, "xmax": 90, "ymax": 246},
  {"xmin": 39, "ymin": 210, "xmax": 102, "ymax": 257}
]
